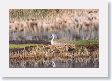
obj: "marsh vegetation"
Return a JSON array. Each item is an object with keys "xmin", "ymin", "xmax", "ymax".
[
  {"xmin": 9, "ymin": 40, "xmax": 99, "ymax": 68},
  {"xmin": 9, "ymin": 9, "xmax": 99, "ymax": 68}
]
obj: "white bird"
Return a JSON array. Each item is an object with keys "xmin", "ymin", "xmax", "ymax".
[
  {"xmin": 51, "ymin": 34, "xmax": 67, "ymax": 46},
  {"xmin": 51, "ymin": 34, "xmax": 56, "ymax": 45},
  {"xmin": 51, "ymin": 34, "xmax": 76, "ymax": 52}
]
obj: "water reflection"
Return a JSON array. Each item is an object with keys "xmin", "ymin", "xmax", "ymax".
[{"xmin": 9, "ymin": 59, "xmax": 99, "ymax": 68}]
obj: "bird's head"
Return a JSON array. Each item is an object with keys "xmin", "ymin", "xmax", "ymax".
[{"xmin": 51, "ymin": 34, "xmax": 56, "ymax": 38}]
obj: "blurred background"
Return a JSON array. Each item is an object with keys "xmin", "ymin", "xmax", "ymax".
[{"xmin": 9, "ymin": 9, "xmax": 99, "ymax": 43}]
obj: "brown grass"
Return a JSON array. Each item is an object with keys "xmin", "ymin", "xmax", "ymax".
[{"xmin": 9, "ymin": 44, "xmax": 99, "ymax": 68}]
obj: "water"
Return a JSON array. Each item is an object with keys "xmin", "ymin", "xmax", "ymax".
[{"xmin": 9, "ymin": 59, "xmax": 99, "ymax": 68}]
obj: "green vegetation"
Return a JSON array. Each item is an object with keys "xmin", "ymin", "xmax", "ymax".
[
  {"xmin": 9, "ymin": 40, "xmax": 98, "ymax": 49},
  {"xmin": 9, "ymin": 44, "xmax": 37, "ymax": 49},
  {"xmin": 69, "ymin": 40, "xmax": 98, "ymax": 46}
]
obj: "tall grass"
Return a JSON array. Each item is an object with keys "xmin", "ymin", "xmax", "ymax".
[{"xmin": 9, "ymin": 9, "xmax": 99, "ymax": 41}]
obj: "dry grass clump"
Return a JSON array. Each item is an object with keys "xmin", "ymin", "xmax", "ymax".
[{"xmin": 9, "ymin": 44, "xmax": 99, "ymax": 68}]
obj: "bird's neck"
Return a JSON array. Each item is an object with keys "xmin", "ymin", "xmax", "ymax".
[{"xmin": 51, "ymin": 36, "xmax": 55, "ymax": 41}]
